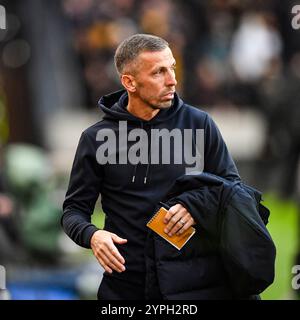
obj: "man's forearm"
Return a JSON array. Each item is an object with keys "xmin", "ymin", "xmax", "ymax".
[{"xmin": 61, "ymin": 210, "xmax": 99, "ymax": 248}]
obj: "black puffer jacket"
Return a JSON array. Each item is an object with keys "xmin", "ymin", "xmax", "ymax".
[{"xmin": 145, "ymin": 172, "xmax": 276, "ymax": 300}]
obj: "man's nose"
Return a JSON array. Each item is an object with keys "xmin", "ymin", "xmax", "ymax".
[{"xmin": 165, "ymin": 70, "xmax": 177, "ymax": 86}]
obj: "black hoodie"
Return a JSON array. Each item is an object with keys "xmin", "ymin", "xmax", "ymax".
[{"xmin": 62, "ymin": 90, "xmax": 240, "ymax": 284}]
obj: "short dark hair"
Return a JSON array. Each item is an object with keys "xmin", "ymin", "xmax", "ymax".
[{"xmin": 114, "ymin": 34, "xmax": 169, "ymax": 75}]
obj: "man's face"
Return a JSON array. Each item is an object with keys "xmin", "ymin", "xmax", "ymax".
[{"xmin": 131, "ymin": 47, "xmax": 177, "ymax": 110}]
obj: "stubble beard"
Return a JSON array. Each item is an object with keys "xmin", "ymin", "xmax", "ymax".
[{"xmin": 144, "ymin": 98, "xmax": 173, "ymax": 110}]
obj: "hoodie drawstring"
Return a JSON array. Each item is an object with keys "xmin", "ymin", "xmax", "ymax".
[
  {"xmin": 131, "ymin": 165, "xmax": 138, "ymax": 183},
  {"xmin": 131, "ymin": 121, "xmax": 143, "ymax": 183},
  {"xmin": 131, "ymin": 122, "xmax": 152, "ymax": 184},
  {"xmin": 143, "ymin": 124, "xmax": 152, "ymax": 184}
]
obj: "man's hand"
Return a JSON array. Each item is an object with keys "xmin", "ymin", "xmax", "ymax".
[
  {"xmin": 90, "ymin": 230, "xmax": 127, "ymax": 274},
  {"xmin": 163, "ymin": 204, "xmax": 196, "ymax": 237}
]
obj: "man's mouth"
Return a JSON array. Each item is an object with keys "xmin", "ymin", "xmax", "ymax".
[{"xmin": 162, "ymin": 91, "xmax": 175, "ymax": 99}]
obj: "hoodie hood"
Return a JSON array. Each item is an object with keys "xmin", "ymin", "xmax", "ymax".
[
  {"xmin": 98, "ymin": 89, "xmax": 184, "ymax": 185},
  {"xmin": 98, "ymin": 89, "xmax": 183, "ymax": 124}
]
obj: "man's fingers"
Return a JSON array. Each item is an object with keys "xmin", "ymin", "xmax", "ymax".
[
  {"xmin": 97, "ymin": 255, "xmax": 113, "ymax": 274},
  {"xmin": 164, "ymin": 212, "xmax": 196, "ymax": 237},
  {"xmin": 103, "ymin": 253, "xmax": 125, "ymax": 273},
  {"xmin": 105, "ymin": 248, "xmax": 126, "ymax": 272},
  {"xmin": 108, "ymin": 242, "xmax": 126, "ymax": 264},
  {"xmin": 96, "ymin": 248, "xmax": 125, "ymax": 273},
  {"xmin": 111, "ymin": 233, "xmax": 128, "ymax": 244},
  {"xmin": 166, "ymin": 213, "xmax": 189, "ymax": 236},
  {"xmin": 164, "ymin": 208, "xmax": 186, "ymax": 234},
  {"xmin": 102, "ymin": 241, "xmax": 126, "ymax": 271},
  {"xmin": 163, "ymin": 204, "xmax": 181, "ymax": 223},
  {"xmin": 177, "ymin": 217, "xmax": 195, "ymax": 235}
]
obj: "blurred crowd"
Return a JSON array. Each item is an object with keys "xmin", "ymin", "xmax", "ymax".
[{"xmin": 0, "ymin": 0, "xmax": 300, "ymax": 299}]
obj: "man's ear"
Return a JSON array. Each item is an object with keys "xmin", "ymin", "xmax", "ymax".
[{"xmin": 121, "ymin": 74, "xmax": 136, "ymax": 93}]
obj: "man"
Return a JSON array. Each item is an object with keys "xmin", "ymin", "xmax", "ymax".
[{"xmin": 62, "ymin": 34, "xmax": 274, "ymax": 300}]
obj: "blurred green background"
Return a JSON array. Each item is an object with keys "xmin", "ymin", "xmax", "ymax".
[{"xmin": 261, "ymin": 194, "xmax": 299, "ymax": 300}]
